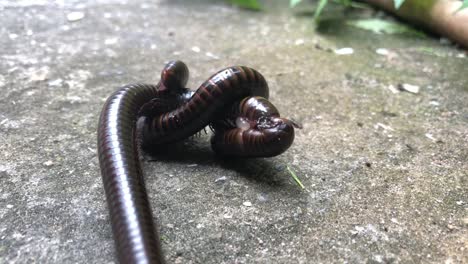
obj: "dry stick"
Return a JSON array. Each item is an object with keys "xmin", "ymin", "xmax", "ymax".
[{"xmin": 361, "ymin": 0, "xmax": 468, "ymax": 48}]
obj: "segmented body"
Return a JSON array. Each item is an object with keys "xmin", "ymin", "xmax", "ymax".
[{"xmin": 97, "ymin": 61, "xmax": 297, "ymax": 264}]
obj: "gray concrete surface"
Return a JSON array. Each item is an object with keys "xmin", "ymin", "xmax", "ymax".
[{"xmin": 1, "ymin": 0, "xmax": 467, "ymax": 263}]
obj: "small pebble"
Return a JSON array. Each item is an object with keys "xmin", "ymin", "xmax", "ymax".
[
  {"xmin": 205, "ymin": 52, "xmax": 219, "ymax": 59},
  {"xmin": 294, "ymin": 39, "xmax": 304, "ymax": 45},
  {"xmin": 104, "ymin": 38, "xmax": 118, "ymax": 45},
  {"xmin": 334, "ymin": 47, "xmax": 354, "ymax": 55},
  {"xmin": 375, "ymin": 123, "xmax": 394, "ymax": 131},
  {"xmin": 6, "ymin": 204, "xmax": 13, "ymax": 209},
  {"xmin": 425, "ymin": 133, "xmax": 437, "ymax": 142},
  {"xmin": 67, "ymin": 11, "xmax": 85, "ymax": 22},
  {"xmin": 43, "ymin": 160, "xmax": 54, "ymax": 167},
  {"xmin": 387, "ymin": 85, "xmax": 399, "ymax": 94},
  {"xmin": 447, "ymin": 224, "xmax": 456, "ymax": 230},
  {"xmin": 191, "ymin": 46, "xmax": 200, "ymax": 53},
  {"xmin": 30, "ymin": 67, "xmax": 49, "ymax": 81},
  {"xmin": 214, "ymin": 176, "xmax": 227, "ymax": 183},
  {"xmin": 398, "ymin": 83, "xmax": 420, "ymax": 94},
  {"xmin": 243, "ymin": 201, "xmax": 252, "ymax": 207},
  {"xmin": 375, "ymin": 48, "xmax": 389, "ymax": 56}
]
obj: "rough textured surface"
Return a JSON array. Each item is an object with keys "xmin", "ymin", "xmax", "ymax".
[{"xmin": 0, "ymin": 0, "xmax": 467, "ymax": 263}]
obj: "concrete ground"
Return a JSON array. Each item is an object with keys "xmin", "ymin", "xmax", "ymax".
[{"xmin": 0, "ymin": 0, "xmax": 467, "ymax": 263}]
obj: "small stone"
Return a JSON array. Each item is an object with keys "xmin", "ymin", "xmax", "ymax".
[
  {"xmin": 334, "ymin": 47, "xmax": 354, "ymax": 55},
  {"xmin": 294, "ymin": 39, "xmax": 304, "ymax": 45},
  {"xmin": 6, "ymin": 204, "xmax": 13, "ymax": 209},
  {"xmin": 191, "ymin": 46, "xmax": 200, "ymax": 53},
  {"xmin": 429, "ymin": 100, "xmax": 440, "ymax": 106},
  {"xmin": 30, "ymin": 67, "xmax": 49, "ymax": 81},
  {"xmin": 387, "ymin": 85, "xmax": 399, "ymax": 94},
  {"xmin": 375, "ymin": 48, "xmax": 389, "ymax": 56},
  {"xmin": 243, "ymin": 201, "xmax": 252, "ymax": 207},
  {"xmin": 205, "ymin": 52, "xmax": 219, "ymax": 59},
  {"xmin": 375, "ymin": 123, "xmax": 394, "ymax": 131},
  {"xmin": 398, "ymin": 83, "xmax": 420, "ymax": 94},
  {"xmin": 456, "ymin": 200, "xmax": 464, "ymax": 205},
  {"xmin": 104, "ymin": 38, "xmax": 118, "ymax": 45},
  {"xmin": 43, "ymin": 160, "xmax": 54, "ymax": 167},
  {"xmin": 67, "ymin": 11, "xmax": 85, "ymax": 22},
  {"xmin": 9, "ymin": 33, "xmax": 18, "ymax": 40},
  {"xmin": 214, "ymin": 176, "xmax": 227, "ymax": 183},
  {"xmin": 425, "ymin": 133, "xmax": 437, "ymax": 142},
  {"xmin": 48, "ymin": 79, "xmax": 63, "ymax": 86}
]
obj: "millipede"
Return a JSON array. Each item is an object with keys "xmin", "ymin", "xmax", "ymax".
[{"xmin": 97, "ymin": 61, "xmax": 300, "ymax": 263}]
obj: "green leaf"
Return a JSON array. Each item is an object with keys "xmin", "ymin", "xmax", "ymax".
[
  {"xmin": 347, "ymin": 18, "xmax": 425, "ymax": 37},
  {"xmin": 456, "ymin": 0, "xmax": 468, "ymax": 12},
  {"xmin": 287, "ymin": 166, "xmax": 305, "ymax": 190},
  {"xmin": 229, "ymin": 0, "xmax": 261, "ymax": 10},
  {"xmin": 394, "ymin": 0, "xmax": 405, "ymax": 9},
  {"xmin": 290, "ymin": 0, "xmax": 302, "ymax": 8},
  {"xmin": 314, "ymin": 0, "xmax": 329, "ymax": 21}
]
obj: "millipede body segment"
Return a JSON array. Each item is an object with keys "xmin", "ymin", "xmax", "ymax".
[{"xmin": 97, "ymin": 61, "xmax": 299, "ymax": 263}]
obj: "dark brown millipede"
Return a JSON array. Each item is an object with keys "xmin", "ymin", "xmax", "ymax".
[{"xmin": 97, "ymin": 61, "xmax": 300, "ymax": 263}]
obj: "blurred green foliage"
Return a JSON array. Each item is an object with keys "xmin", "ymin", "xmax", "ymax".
[{"xmin": 228, "ymin": 0, "xmax": 468, "ymax": 18}]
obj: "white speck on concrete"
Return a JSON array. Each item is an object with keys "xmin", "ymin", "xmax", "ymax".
[
  {"xmin": 375, "ymin": 123, "xmax": 394, "ymax": 131},
  {"xmin": 375, "ymin": 48, "xmax": 389, "ymax": 56},
  {"xmin": 425, "ymin": 133, "xmax": 437, "ymax": 142},
  {"xmin": 67, "ymin": 12, "xmax": 85, "ymax": 22},
  {"xmin": 334, "ymin": 47, "xmax": 354, "ymax": 55},
  {"xmin": 205, "ymin": 52, "xmax": 219, "ymax": 59},
  {"xmin": 386, "ymin": 85, "xmax": 399, "ymax": 94},
  {"xmin": 30, "ymin": 66, "xmax": 50, "ymax": 81},
  {"xmin": 214, "ymin": 176, "xmax": 227, "ymax": 183},
  {"xmin": 295, "ymin": 39, "xmax": 304, "ymax": 45},
  {"xmin": 243, "ymin": 201, "xmax": 252, "ymax": 207},
  {"xmin": 191, "ymin": 46, "xmax": 201, "ymax": 53},
  {"xmin": 398, "ymin": 83, "xmax": 420, "ymax": 94},
  {"xmin": 43, "ymin": 160, "xmax": 54, "ymax": 167},
  {"xmin": 104, "ymin": 38, "xmax": 118, "ymax": 45}
]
